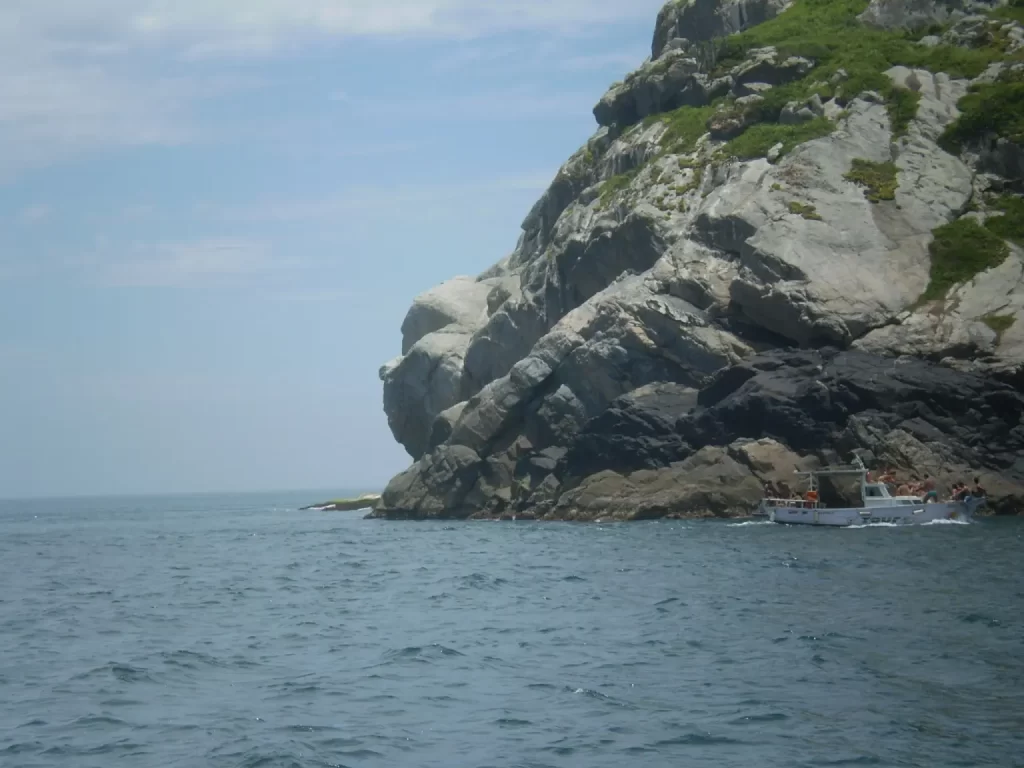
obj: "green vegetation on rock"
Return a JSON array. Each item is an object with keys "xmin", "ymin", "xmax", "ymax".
[
  {"xmin": 939, "ymin": 77, "xmax": 1024, "ymax": 153},
  {"xmin": 921, "ymin": 218, "xmax": 1010, "ymax": 301},
  {"xmin": 787, "ymin": 201, "xmax": 823, "ymax": 220},
  {"xmin": 646, "ymin": 105, "xmax": 717, "ymax": 154},
  {"xmin": 711, "ymin": 0, "xmax": 1000, "ymax": 96},
  {"xmin": 985, "ymin": 194, "xmax": 1024, "ymax": 245},
  {"xmin": 991, "ymin": 0, "xmax": 1024, "ymax": 26},
  {"xmin": 653, "ymin": 0, "xmax": 1009, "ymax": 162},
  {"xmin": 885, "ymin": 85, "xmax": 922, "ymax": 137},
  {"xmin": 983, "ymin": 312, "xmax": 1017, "ymax": 340},
  {"xmin": 599, "ymin": 168, "xmax": 639, "ymax": 208},
  {"xmin": 722, "ymin": 117, "xmax": 834, "ymax": 160},
  {"xmin": 844, "ymin": 158, "xmax": 898, "ymax": 202}
]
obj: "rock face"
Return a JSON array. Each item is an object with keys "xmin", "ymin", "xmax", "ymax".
[
  {"xmin": 653, "ymin": 0, "xmax": 794, "ymax": 59},
  {"xmin": 374, "ymin": 0, "xmax": 1024, "ymax": 519}
]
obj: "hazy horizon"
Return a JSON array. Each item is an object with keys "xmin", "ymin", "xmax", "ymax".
[{"xmin": 0, "ymin": 0, "xmax": 665, "ymax": 498}]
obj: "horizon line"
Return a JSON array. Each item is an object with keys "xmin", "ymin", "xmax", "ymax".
[{"xmin": 0, "ymin": 486, "xmax": 385, "ymax": 504}]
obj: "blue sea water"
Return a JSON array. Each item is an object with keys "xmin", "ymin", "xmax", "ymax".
[{"xmin": 1, "ymin": 493, "xmax": 1022, "ymax": 768}]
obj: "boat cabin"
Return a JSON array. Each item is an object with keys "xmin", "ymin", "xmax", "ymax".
[{"xmin": 762, "ymin": 456, "xmax": 924, "ymax": 510}]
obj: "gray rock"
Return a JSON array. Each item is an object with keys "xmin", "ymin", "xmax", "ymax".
[
  {"xmin": 652, "ymin": 0, "xmax": 794, "ymax": 60},
  {"xmin": 780, "ymin": 102, "xmax": 816, "ymax": 124},
  {"xmin": 731, "ymin": 48, "xmax": 815, "ymax": 92},
  {"xmin": 372, "ymin": 444, "xmax": 484, "ymax": 519},
  {"xmin": 695, "ymin": 96, "xmax": 972, "ymax": 346},
  {"xmin": 400, "ymin": 276, "xmax": 492, "ymax": 354},
  {"xmin": 858, "ymin": 0, "xmax": 1003, "ymax": 31},
  {"xmin": 381, "ymin": 327, "xmax": 473, "ymax": 459},
  {"xmin": 593, "ymin": 51, "xmax": 713, "ymax": 128},
  {"xmin": 552, "ymin": 447, "xmax": 765, "ymax": 521}
]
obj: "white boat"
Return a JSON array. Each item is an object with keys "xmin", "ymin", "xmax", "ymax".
[{"xmin": 758, "ymin": 457, "xmax": 986, "ymax": 527}]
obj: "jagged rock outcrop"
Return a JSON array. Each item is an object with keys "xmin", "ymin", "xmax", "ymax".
[
  {"xmin": 653, "ymin": 0, "xmax": 793, "ymax": 59},
  {"xmin": 374, "ymin": 0, "xmax": 1024, "ymax": 518}
]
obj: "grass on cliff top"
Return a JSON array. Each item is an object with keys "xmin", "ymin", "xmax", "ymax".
[
  {"xmin": 921, "ymin": 218, "xmax": 1010, "ymax": 301},
  {"xmin": 648, "ymin": 0, "xmax": 1004, "ymax": 162},
  {"xmin": 844, "ymin": 159, "xmax": 899, "ymax": 202},
  {"xmin": 711, "ymin": 0, "xmax": 1002, "ymax": 89}
]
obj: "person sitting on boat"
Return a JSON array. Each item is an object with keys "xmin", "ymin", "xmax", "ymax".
[
  {"xmin": 764, "ymin": 481, "xmax": 780, "ymax": 500},
  {"xmin": 896, "ymin": 482, "xmax": 911, "ymax": 496},
  {"xmin": 951, "ymin": 482, "xmax": 967, "ymax": 501},
  {"xmin": 879, "ymin": 467, "xmax": 897, "ymax": 489},
  {"xmin": 921, "ymin": 474, "xmax": 939, "ymax": 503}
]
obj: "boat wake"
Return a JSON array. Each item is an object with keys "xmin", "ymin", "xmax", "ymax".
[
  {"xmin": 728, "ymin": 520, "xmax": 773, "ymax": 527},
  {"xmin": 921, "ymin": 518, "xmax": 972, "ymax": 526}
]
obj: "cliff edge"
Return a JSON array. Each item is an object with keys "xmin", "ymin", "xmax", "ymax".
[{"xmin": 374, "ymin": 0, "xmax": 1024, "ymax": 520}]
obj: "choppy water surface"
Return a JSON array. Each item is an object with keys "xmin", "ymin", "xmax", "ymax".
[{"xmin": 1, "ymin": 494, "xmax": 1022, "ymax": 768}]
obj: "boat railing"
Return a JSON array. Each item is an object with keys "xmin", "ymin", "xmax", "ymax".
[{"xmin": 762, "ymin": 497, "xmax": 822, "ymax": 509}]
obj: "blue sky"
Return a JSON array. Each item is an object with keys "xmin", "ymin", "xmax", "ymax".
[{"xmin": 0, "ymin": 0, "xmax": 665, "ymax": 498}]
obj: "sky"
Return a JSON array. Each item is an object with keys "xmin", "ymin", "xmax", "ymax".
[{"xmin": 0, "ymin": 0, "xmax": 666, "ymax": 498}]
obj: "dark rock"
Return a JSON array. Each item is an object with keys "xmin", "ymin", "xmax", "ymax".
[
  {"xmin": 553, "ymin": 447, "xmax": 765, "ymax": 521},
  {"xmin": 562, "ymin": 382, "xmax": 698, "ymax": 479}
]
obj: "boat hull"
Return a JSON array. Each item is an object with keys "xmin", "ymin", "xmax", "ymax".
[{"xmin": 766, "ymin": 499, "xmax": 983, "ymax": 527}]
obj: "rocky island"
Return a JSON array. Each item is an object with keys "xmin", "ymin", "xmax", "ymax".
[{"xmin": 371, "ymin": 0, "xmax": 1024, "ymax": 521}]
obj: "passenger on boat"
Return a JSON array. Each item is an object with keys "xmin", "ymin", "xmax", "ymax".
[
  {"xmin": 896, "ymin": 482, "xmax": 911, "ymax": 496},
  {"xmin": 972, "ymin": 477, "xmax": 987, "ymax": 498},
  {"xmin": 951, "ymin": 482, "xmax": 967, "ymax": 501},
  {"xmin": 921, "ymin": 474, "xmax": 939, "ymax": 502}
]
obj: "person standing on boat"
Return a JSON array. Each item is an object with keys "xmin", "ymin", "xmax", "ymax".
[
  {"xmin": 921, "ymin": 474, "xmax": 938, "ymax": 503},
  {"xmin": 972, "ymin": 476, "xmax": 986, "ymax": 498}
]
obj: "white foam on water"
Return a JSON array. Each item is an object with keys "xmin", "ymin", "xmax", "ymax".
[
  {"xmin": 845, "ymin": 522, "xmax": 902, "ymax": 530},
  {"xmin": 921, "ymin": 518, "xmax": 972, "ymax": 526},
  {"xmin": 728, "ymin": 520, "xmax": 774, "ymax": 527}
]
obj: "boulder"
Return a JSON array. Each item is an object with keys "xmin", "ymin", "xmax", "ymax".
[
  {"xmin": 551, "ymin": 447, "xmax": 765, "ymax": 521},
  {"xmin": 653, "ymin": 0, "xmax": 794, "ymax": 60},
  {"xmin": 381, "ymin": 327, "xmax": 473, "ymax": 459},
  {"xmin": 400, "ymin": 276, "xmax": 492, "ymax": 354}
]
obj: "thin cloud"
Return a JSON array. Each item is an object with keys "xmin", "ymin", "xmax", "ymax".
[
  {"xmin": 0, "ymin": 0, "xmax": 662, "ymax": 176},
  {"xmin": 103, "ymin": 237, "xmax": 289, "ymax": 287},
  {"xmin": 17, "ymin": 204, "xmax": 51, "ymax": 223},
  {"xmin": 214, "ymin": 171, "xmax": 556, "ymax": 223}
]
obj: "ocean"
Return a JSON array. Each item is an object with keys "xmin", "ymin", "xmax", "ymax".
[{"xmin": 1, "ymin": 493, "xmax": 1022, "ymax": 768}]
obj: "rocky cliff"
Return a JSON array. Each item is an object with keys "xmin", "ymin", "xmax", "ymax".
[{"xmin": 374, "ymin": 0, "xmax": 1024, "ymax": 520}]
